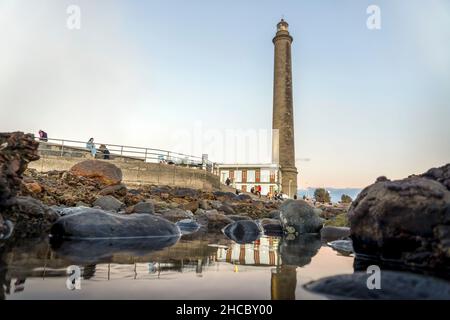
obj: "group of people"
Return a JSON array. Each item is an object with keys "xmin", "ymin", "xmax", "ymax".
[
  {"xmin": 251, "ymin": 185, "xmax": 262, "ymax": 198},
  {"xmin": 268, "ymin": 190, "xmax": 287, "ymax": 201},
  {"xmin": 86, "ymin": 138, "xmax": 110, "ymax": 159}
]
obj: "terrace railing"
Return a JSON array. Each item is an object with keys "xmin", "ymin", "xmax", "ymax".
[{"xmin": 35, "ymin": 137, "xmax": 216, "ymax": 173}]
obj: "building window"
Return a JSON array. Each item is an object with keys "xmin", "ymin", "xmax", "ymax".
[
  {"xmin": 261, "ymin": 169, "xmax": 270, "ymax": 183},
  {"xmin": 255, "ymin": 169, "xmax": 261, "ymax": 183},
  {"xmin": 235, "ymin": 170, "xmax": 242, "ymax": 183},
  {"xmin": 247, "ymin": 170, "xmax": 255, "ymax": 183},
  {"xmin": 242, "ymin": 170, "xmax": 247, "ymax": 183},
  {"xmin": 270, "ymin": 170, "xmax": 276, "ymax": 183}
]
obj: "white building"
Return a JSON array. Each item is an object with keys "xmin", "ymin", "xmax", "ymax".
[{"xmin": 216, "ymin": 163, "xmax": 281, "ymax": 196}]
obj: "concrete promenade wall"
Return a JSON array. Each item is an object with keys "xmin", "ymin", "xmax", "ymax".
[{"xmin": 29, "ymin": 148, "xmax": 220, "ymax": 190}]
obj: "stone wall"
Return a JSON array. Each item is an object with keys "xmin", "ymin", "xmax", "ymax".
[{"xmin": 29, "ymin": 145, "xmax": 220, "ymax": 190}]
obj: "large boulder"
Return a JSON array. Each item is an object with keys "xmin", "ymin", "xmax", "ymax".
[
  {"xmin": 279, "ymin": 200, "xmax": 324, "ymax": 235},
  {"xmin": 420, "ymin": 163, "xmax": 450, "ymax": 191},
  {"xmin": 348, "ymin": 172, "xmax": 450, "ymax": 275},
  {"xmin": 93, "ymin": 195, "xmax": 124, "ymax": 212},
  {"xmin": 222, "ymin": 220, "xmax": 261, "ymax": 244},
  {"xmin": 50, "ymin": 208, "xmax": 181, "ymax": 239},
  {"xmin": 304, "ymin": 271, "xmax": 450, "ymax": 299},
  {"xmin": 70, "ymin": 160, "xmax": 122, "ymax": 186}
]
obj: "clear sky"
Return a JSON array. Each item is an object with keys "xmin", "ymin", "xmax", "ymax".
[{"xmin": 1, "ymin": 0, "xmax": 449, "ymax": 188}]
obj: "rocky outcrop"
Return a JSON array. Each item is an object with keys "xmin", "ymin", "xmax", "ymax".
[
  {"xmin": 279, "ymin": 200, "xmax": 324, "ymax": 235},
  {"xmin": 50, "ymin": 208, "xmax": 181, "ymax": 239},
  {"xmin": 304, "ymin": 271, "xmax": 450, "ymax": 299},
  {"xmin": 348, "ymin": 166, "xmax": 450, "ymax": 275},
  {"xmin": 70, "ymin": 160, "xmax": 122, "ymax": 186},
  {"xmin": 196, "ymin": 210, "xmax": 234, "ymax": 233},
  {"xmin": 222, "ymin": 220, "xmax": 261, "ymax": 244},
  {"xmin": 0, "ymin": 132, "xmax": 58, "ymax": 237},
  {"xmin": 0, "ymin": 132, "xmax": 39, "ymax": 208},
  {"xmin": 420, "ymin": 163, "xmax": 450, "ymax": 191}
]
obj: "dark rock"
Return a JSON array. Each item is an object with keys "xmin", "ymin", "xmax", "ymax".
[
  {"xmin": 259, "ymin": 218, "xmax": 283, "ymax": 236},
  {"xmin": 279, "ymin": 200, "xmax": 324, "ymax": 235},
  {"xmin": 70, "ymin": 160, "xmax": 122, "ymax": 185},
  {"xmin": 327, "ymin": 240, "xmax": 354, "ymax": 255},
  {"xmin": 172, "ymin": 187, "xmax": 199, "ymax": 198},
  {"xmin": 269, "ymin": 210, "xmax": 281, "ymax": 220},
  {"xmin": 222, "ymin": 220, "xmax": 261, "ymax": 244},
  {"xmin": 321, "ymin": 226, "xmax": 351, "ymax": 242},
  {"xmin": 0, "ymin": 219, "xmax": 14, "ymax": 240},
  {"xmin": 159, "ymin": 208, "xmax": 193, "ymax": 222},
  {"xmin": 132, "ymin": 201, "xmax": 155, "ymax": 214},
  {"xmin": 50, "ymin": 208, "xmax": 181, "ymax": 239},
  {"xmin": 237, "ymin": 194, "xmax": 252, "ymax": 202},
  {"xmin": 420, "ymin": 163, "xmax": 450, "ymax": 191},
  {"xmin": 93, "ymin": 195, "xmax": 124, "ymax": 212},
  {"xmin": 99, "ymin": 183, "xmax": 127, "ymax": 196},
  {"xmin": 213, "ymin": 191, "xmax": 238, "ymax": 201},
  {"xmin": 175, "ymin": 219, "xmax": 200, "ymax": 235},
  {"xmin": 196, "ymin": 210, "xmax": 234, "ymax": 233},
  {"xmin": 279, "ymin": 234, "xmax": 322, "ymax": 267},
  {"xmin": 348, "ymin": 174, "xmax": 450, "ymax": 275},
  {"xmin": 304, "ymin": 271, "xmax": 450, "ymax": 299}
]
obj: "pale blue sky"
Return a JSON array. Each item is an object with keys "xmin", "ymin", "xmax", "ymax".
[{"xmin": 1, "ymin": 0, "xmax": 449, "ymax": 188}]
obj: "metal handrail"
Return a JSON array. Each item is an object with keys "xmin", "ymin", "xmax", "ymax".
[{"xmin": 35, "ymin": 137, "xmax": 216, "ymax": 173}]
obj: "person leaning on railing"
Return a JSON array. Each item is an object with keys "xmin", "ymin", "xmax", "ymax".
[{"xmin": 86, "ymin": 138, "xmax": 97, "ymax": 157}]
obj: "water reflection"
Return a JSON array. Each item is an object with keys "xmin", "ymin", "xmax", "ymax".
[{"xmin": 0, "ymin": 233, "xmax": 354, "ymax": 300}]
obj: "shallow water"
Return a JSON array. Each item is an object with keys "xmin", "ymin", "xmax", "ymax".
[{"xmin": 0, "ymin": 233, "xmax": 358, "ymax": 300}]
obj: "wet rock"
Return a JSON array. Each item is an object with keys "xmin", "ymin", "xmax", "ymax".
[
  {"xmin": 196, "ymin": 210, "xmax": 234, "ymax": 233},
  {"xmin": 279, "ymin": 200, "xmax": 324, "ymax": 235},
  {"xmin": 279, "ymin": 234, "xmax": 322, "ymax": 267},
  {"xmin": 159, "ymin": 208, "xmax": 193, "ymax": 223},
  {"xmin": 176, "ymin": 219, "xmax": 200, "ymax": 235},
  {"xmin": 227, "ymin": 215, "xmax": 252, "ymax": 222},
  {"xmin": 132, "ymin": 201, "xmax": 155, "ymax": 214},
  {"xmin": 304, "ymin": 271, "xmax": 450, "ymax": 299},
  {"xmin": 70, "ymin": 160, "xmax": 122, "ymax": 186},
  {"xmin": 259, "ymin": 218, "xmax": 283, "ymax": 236},
  {"xmin": 50, "ymin": 208, "xmax": 181, "ymax": 239},
  {"xmin": 99, "ymin": 183, "xmax": 127, "ymax": 196},
  {"xmin": 222, "ymin": 220, "xmax": 261, "ymax": 244},
  {"xmin": 93, "ymin": 195, "xmax": 124, "ymax": 212},
  {"xmin": 321, "ymin": 226, "xmax": 351, "ymax": 242},
  {"xmin": 348, "ymin": 172, "xmax": 450, "ymax": 274},
  {"xmin": 327, "ymin": 240, "xmax": 354, "ymax": 255}
]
